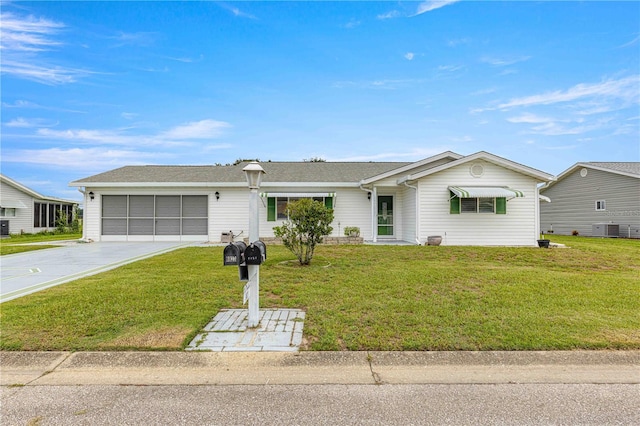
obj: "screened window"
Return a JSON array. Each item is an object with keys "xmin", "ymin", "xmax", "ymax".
[
  {"xmin": 0, "ymin": 208, "xmax": 16, "ymax": 217},
  {"xmin": 450, "ymin": 192, "xmax": 506, "ymax": 215},
  {"xmin": 268, "ymin": 196, "xmax": 333, "ymax": 221}
]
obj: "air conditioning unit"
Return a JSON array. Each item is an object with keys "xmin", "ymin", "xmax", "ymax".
[{"xmin": 592, "ymin": 223, "xmax": 619, "ymax": 238}]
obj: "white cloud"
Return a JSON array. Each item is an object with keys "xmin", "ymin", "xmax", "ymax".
[
  {"xmin": 480, "ymin": 55, "xmax": 531, "ymax": 66},
  {"xmin": 121, "ymin": 112, "xmax": 138, "ymax": 120},
  {"xmin": 331, "ymin": 147, "xmax": 450, "ymax": 162},
  {"xmin": 377, "ymin": 10, "xmax": 401, "ymax": 20},
  {"xmin": 218, "ymin": 3, "xmax": 257, "ymax": 19},
  {"xmin": 0, "ymin": 11, "xmax": 93, "ymax": 85},
  {"xmin": 414, "ymin": 1, "xmax": 460, "ymax": 16},
  {"xmin": 109, "ymin": 31, "xmax": 158, "ymax": 47},
  {"xmin": 498, "ymin": 76, "xmax": 640, "ymax": 110},
  {"xmin": 344, "ymin": 19, "xmax": 361, "ymax": 29},
  {"xmin": 404, "ymin": 52, "xmax": 415, "ymax": 61},
  {"xmin": 32, "ymin": 119, "xmax": 232, "ymax": 147},
  {"xmin": 1, "ymin": 147, "xmax": 166, "ymax": 170},
  {"xmin": 159, "ymin": 119, "xmax": 231, "ymax": 140},
  {"xmin": 0, "ymin": 12, "xmax": 64, "ymax": 51},
  {"xmin": 4, "ymin": 117, "xmax": 58, "ymax": 128}
]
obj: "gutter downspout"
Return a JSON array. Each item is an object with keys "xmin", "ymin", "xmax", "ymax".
[
  {"xmin": 359, "ymin": 183, "xmax": 376, "ymax": 242},
  {"xmin": 403, "ymin": 181, "xmax": 421, "ymax": 245},
  {"xmin": 77, "ymin": 187, "xmax": 87, "ymax": 241}
]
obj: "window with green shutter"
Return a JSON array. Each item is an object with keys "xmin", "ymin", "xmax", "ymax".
[
  {"xmin": 324, "ymin": 197, "xmax": 333, "ymax": 209},
  {"xmin": 267, "ymin": 197, "xmax": 276, "ymax": 221},
  {"xmin": 449, "ymin": 191, "xmax": 460, "ymax": 214},
  {"xmin": 496, "ymin": 197, "xmax": 507, "ymax": 214}
]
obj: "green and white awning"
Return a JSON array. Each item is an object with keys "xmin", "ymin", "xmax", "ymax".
[
  {"xmin": 260, "ymin": 192, "xmax": 335, "ymax": 198},
  {"xmin": 448, "ymin": 186, "xmax": 524, "ymax": 199}
]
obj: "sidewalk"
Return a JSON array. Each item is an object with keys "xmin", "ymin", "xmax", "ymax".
[{"xmin": 2, "ymin": 351, "xmax": 638, "ymax": 386}]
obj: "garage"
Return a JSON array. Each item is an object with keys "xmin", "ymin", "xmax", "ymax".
[{"xmin": 101, "ymin": 195, "xmax": 208, "ymax": 239}]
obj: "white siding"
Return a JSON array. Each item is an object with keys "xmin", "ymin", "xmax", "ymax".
[
  {"xmin": 85, "ymin": 186, "xmax": 375, "ymax": 242},
  {"xmin": 0, "ymin": 181, "xmax": 34, "ymax": 234},
  {"xmin": 417, "ymin": 161, "xmax": 540, "ymax": 246},
  {"xmin": 400, "ymin": 185, "xmax": 417, "ymax": 243}
]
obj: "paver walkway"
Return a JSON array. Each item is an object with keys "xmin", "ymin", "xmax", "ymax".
[{"xmin": 187, "ymin": 309, "xmax": 305, "ymax": 352}]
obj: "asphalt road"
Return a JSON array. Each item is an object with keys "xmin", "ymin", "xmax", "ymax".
[{"xmin": 2, "ymin": 383, "xmax": 638, "ymax": 425}]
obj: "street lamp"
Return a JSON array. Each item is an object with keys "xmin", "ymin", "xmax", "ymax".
[{"xmin": 242, "ymin": 161, "xmax": 265, "ymax": 328}]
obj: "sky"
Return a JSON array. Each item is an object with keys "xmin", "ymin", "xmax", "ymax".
[{"xmin": 1, "ymin": 0, "xmax": 639, "ymax": 202}]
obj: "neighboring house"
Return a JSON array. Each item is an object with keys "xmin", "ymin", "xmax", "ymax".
[
  {"xmin": 69, "ymin": 151, "xmax": 554, "ymax": 246},
  {"xmin": 0, "ymin": 174, "xmax": 79, "ymax": 236},
  {"xmin": 539, "ymin": 162, "xmax": 640, "ymax": 238}
]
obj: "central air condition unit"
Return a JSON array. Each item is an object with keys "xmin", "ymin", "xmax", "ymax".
[{"xmin": 592, "ymin": 223, "xmax": 619, "ymax": 238}]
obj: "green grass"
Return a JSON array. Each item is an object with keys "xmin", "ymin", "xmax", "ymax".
[
  {"xmin": 0, "ymin": 236, "xmax": 638, "ymax": 351},
  {"xmin": 0, "ymin": 232, "xmax": 82, "ymax": 255}
]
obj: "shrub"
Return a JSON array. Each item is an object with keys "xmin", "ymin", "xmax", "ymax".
[
  {"xmin": 273, "ymin": 198, "xmax": 334, "ymax": 265},
  {"xmin": 344, "ymin": 226, "xmax": 360, "ymax": 237}
]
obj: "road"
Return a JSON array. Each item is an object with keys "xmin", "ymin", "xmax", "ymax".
[{"xmin": 2, "ymin": 383, "xmax": 638, "ymax": 425}]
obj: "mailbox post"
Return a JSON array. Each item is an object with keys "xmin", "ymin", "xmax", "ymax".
[{"xmin": 243, "ymin": 161, "xmax": 265, "ymax": 328}]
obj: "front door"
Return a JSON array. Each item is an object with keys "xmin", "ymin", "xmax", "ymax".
[{"xmin": 377, "ymin": 196, "xmax": 394, "ymax": 237}]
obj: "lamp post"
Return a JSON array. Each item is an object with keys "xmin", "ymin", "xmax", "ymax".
[{"xmin": 242, "ymin": 161, "xmax": 265, "ymax": 328}]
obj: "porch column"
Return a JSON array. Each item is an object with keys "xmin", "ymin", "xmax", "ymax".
[{"xmin": 371, "ymin": 186, "xmax": 377, "ymax": 243}]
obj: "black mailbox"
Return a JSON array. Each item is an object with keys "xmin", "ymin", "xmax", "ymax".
[
  {"xmin": 238, "ymin": 264, "xmax": 249, "ymax": 281},
  {"xmin": 223, "ymin": 241, "xmax": 246, "ymax": 266},
  {"xmin": 244, "ymin": 241, "xmax": 267, "ymax": 265}
]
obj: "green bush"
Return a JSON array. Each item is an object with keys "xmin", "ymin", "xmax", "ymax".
[{"xmin": 273, "ymin": 198, "xmax": 334, "ymax": 265}]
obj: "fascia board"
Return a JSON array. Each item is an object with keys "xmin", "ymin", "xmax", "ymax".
[
  {"xmin": 71, "ymin": 181, "xmax": 360, "ymax": 188},
  {"xmin": 360, "ymin": 151, "xmax": 463, "ymax": 185}
]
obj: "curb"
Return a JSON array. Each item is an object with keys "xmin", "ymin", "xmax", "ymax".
[{"xmin": 2, "ymin": 351, "xmax": 639, "ymax": 386}]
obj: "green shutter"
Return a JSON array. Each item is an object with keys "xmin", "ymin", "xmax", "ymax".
[
  {"xmin": 324, "ymin": 197, "xmax": 333, "ymax": 209},
  {"xmin": 267, "ymin": 197, "xmax": 276, "ymax": 221},
  {"xmin": 449, "ymin": 192, "xmax": 460, "ymax": 214},
  {"xmin": 496, "ymin": 197, "xmax": 507, "ymax": 214}
]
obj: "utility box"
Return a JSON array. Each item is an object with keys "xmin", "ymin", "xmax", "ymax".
[
  {"xmin": 592, "ymin": 223, "xmax": 619, "ymax": 237},
  {"xmin": 223, "ymin": 241, "xmax": 246, "ymax": 265},
  {"xmin": 220, "ymin": 232, "xmax": 233, "ymax": 243},
  {"xmin": 244, "ymin": 241, "xmax": 267, "ymax": 265}
]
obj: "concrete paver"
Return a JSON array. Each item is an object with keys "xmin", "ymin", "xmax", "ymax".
[{"xmin": 187, "ymin": 308, "xmax": 305, "ymax": 352}]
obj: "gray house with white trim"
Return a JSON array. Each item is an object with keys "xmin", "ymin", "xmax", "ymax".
[
  {"xmin": 0, "ymin": 174, "xmax": 78, "ymax": 236},
  {"xmin": 70, "ymin": 151, "xmax": 554, "ymax": 246},
  {"xmin": 539, "ymin": 162, "xmax": 640, "ymax": 238}
]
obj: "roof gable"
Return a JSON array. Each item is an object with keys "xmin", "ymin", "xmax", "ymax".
[
  {"xmin": 540, "ymin": 162, "xmax": 640, "ymax": 192},
  {"xmin": 359, "ymin": 151, "xmax": 462, "ymax": 185},
  {"xmin": 399, "ymin": 151, "xmax": 554, "ymax": 183},
  {"xmin": 1, "ymin": 174, "xmax": 78, "ymax": 204}
]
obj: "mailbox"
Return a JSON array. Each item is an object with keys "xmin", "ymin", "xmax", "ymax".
[
  {"xmin": 244, "ymin": 241, "xmax": 267, "ymax": 265},
  {"xmin": 223, "ymin": 241, "xmax": 246, "ymax": 266},
  {"xmin": 238, "ymin": 264, "xmax": 249, "ymax": 281}
]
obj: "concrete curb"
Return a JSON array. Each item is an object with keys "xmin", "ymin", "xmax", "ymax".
[{"xmin": 2, "ymin": 351, "xmax": 638, "ymax": 386}]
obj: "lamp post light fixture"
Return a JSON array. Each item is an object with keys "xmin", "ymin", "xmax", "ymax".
[{"xmin": 242, "ymin": 161, "xmax": 265, "ymax": 328}]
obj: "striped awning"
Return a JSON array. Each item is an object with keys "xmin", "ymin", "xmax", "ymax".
[
  {"xmin": 260, "ymin": 192, "xmax": 336, "ymax": 198},
  {"xmin": 448, "ymin": 186, "xmax": 524, "ymax": 199},
  {"xmin": 0, "ymin": 200, "xmax": 28, "ymax": 208},
  {"xmin": 539, "ymin": 195, "xmax": 551, "ymax": 203}
]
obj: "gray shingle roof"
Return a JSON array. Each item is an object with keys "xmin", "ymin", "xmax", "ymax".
[
  {"xmin": 585, "ymin": 162, "xmax": 640, "ymax": 177},
  {"xmin": 70, "ymin": 161, "xmax": 412, "ymax": 185}
]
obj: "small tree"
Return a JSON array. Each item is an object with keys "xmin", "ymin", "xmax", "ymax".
[{"xmin": 273, "ymin": 198, "xmax": 334, "ymax": 266}]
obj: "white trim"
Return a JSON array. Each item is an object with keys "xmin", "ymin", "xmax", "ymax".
[
  {"xmin": 260, "ymin": 192, "xmax": 336, "ymax": 198},
  {"xmin": 360, "ymin": 151, "xmax": 463, "ymax": 185}
]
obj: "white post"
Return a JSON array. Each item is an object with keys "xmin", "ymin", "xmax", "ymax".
[{"xmin": 247, "ymin": 186, "xmax": 260, "ymax": 328}]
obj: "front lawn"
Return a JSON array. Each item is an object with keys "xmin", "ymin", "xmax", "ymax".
[
  {"xmin": 0, "ymin": 232, "xmax": 82, "ymax": 255},
  {"xmin": 0, "ymin": 236, "xmax": 638, "ymax": 351}
]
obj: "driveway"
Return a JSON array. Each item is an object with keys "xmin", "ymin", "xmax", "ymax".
[{"xmin": 0, "ymin": 241, "xmax": 196, "ymax": 303}]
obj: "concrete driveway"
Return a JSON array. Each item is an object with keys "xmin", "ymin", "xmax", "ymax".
[{"xmin": 0, "ymin": 241, "xmax": 196, "ymax": 303}]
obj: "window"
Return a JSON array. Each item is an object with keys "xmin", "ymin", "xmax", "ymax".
[
  {"xmin": 450, "ymin": 192, "xmax": 506, "ymax": 214},
  {"xmin": 595, "ymin": 200, "xmax": 606, "ymax": 211},
  {"xmin": 267, "ymin": 196, "xmax": 333, "ymax": 221},
  {"xmin": 0, "ymin": 208, "xmax": 16, "ymax": 217}
]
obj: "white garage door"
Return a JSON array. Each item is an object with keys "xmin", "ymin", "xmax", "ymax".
[{"xmin": 102, "ymin": 195, "xmax": 207, "ymax": 239}]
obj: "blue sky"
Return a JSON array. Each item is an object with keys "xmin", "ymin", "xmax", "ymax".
[{"xmin": 2, "ymin": 0, "xmax": 639, "ymax": 201}]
